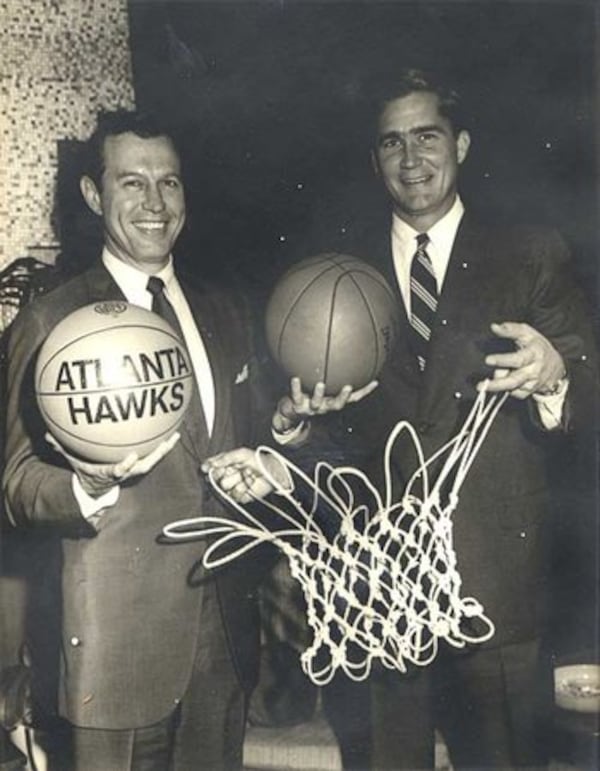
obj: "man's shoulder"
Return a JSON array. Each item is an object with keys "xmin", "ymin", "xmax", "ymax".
[
  {"xmin": 461, "ymin": 212, "xmax": 565, "ymax": 245},
  {"xmin": 9, "ymin": 262, "xmax": 104, "ymax": 332},
  {"xmin": 178, "ymin": 269, "xmax": 255, "ymax": 332},
  {"xmin": 179, "ymin": 269, "xmax": 245, "ymax": 308},
  {"xmin": 457, "ymin": 214, "xmax": 570, "ymax": 268}
]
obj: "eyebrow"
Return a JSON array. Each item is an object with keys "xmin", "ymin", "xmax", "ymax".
[
  {"xmin": 378, "ymin": 123, "xmax": 446, "ymax": 142},
  {"xmin": 115, "ymin": 171, "xmax": 182, "ymax": 180}
]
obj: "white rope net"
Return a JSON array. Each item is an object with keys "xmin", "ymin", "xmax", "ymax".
[{"xmin": 164, "ymin": 389, "xmax": 507, "ymax": 685}]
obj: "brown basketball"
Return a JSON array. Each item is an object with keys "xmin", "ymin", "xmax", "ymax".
[{"xmin": 265, "ymin": 253, "xmax": 399, "ymax": 394}]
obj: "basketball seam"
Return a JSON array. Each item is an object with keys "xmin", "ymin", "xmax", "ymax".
[
  {"xmin": 275, "ymin": 253, "xmax": 349, "ymax": 278},
  {"xmin": 330, "ymin": 272, "xmax": 380, "ymax": 383},
  {"xmin": 37, "ymin": 322, "xmax": 183, "ymax": 382},
  {"xmin": 36, "ymin": 373, "xmax": 194, "ymax": 398},
  {"xmin": 273, "ymin": 261, "xmax": 345, "ymax": 362},
  {"xmin": 40, "ymin": 411, "xmax": 178, "ymax": 451},
  {"xmin": 345, "ymin": 270, "xmax": 398, "ymax": 379},
  {"xmin": 323, "ymin": 276, "xmax": 339, "ymax": 386}
]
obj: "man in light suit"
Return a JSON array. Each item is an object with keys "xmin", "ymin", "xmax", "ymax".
[
  {"xmin": 2, "ymin": 110, "xmax": 280, "ymax": 771},
  {"xmin": 256, "ymin": 69, "xmax": 598, "ymax": 769}
]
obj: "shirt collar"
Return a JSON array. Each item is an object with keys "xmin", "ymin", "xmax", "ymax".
[
  {"xmin": 102, "ymin": 249, "xmax": 176, "ymax": 306},
  {"xmin": 391, "ymin": 196, "xmax": 464, "ymax": 252},
  {"xmin": 428, "ymin": 196, "xmax": 464, "ymax": 250},
  {"xmin": 390, "ymin": 196, "xmax": 465, "ymax": 298}
]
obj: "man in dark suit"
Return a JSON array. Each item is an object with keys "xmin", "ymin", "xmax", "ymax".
[
  {"xmin": 1, "ymin": 110, "xmax": 281, "ymax": 771},
  {"xmin": 259, "ymin": 69, "xmax": 598, "ymax": 769}
]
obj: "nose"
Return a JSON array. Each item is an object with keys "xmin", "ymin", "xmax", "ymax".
[
  {"xmin": 142, "ymin": 184, "xmax": 165, "ymax": 212},
  {"xmin": 400, "ymin": 140, "xmax": 421, "ymax": 169}
]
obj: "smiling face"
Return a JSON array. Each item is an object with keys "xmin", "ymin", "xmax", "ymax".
[
  {"xmin": 80, "ymin": 132, "xmax": 186, "ymax": 274},
  {"xmin": 372, "ymin": 91, "xmax": 470, "ymax": 232}
]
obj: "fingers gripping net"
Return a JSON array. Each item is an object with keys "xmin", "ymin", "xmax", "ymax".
[{"xmin": 164, "ymin": 389, "xmax": 507, "ymax": 685}]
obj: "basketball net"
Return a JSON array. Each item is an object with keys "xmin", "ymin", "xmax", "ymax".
[{"xmin": 163, "ymin": 387, "xmax": 507, "ymax": 685}]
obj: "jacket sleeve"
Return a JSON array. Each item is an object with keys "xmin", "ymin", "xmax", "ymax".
[
  {"xmin": 520, "ymin": 228, "xmax": 599, "ymax": 435},
  {"xmin": 2, "ymin": 304, "xmax": 93, "ymax": 533}
]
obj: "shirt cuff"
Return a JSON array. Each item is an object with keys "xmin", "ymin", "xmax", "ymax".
[
  {"xmin": 532, "ymin": 377, "xmax": 569, "ymax": 430},
  {"xmin": 272, "ymin": 420, "xmax": 310, "ymax": 446},
  {"xmin": 72, "ymin": 474, "xmax": 120, "ymax": 520}
]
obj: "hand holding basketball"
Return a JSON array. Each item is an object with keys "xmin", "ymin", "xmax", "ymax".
[
  {"xmin": 272, "ymin": 377, "xmax": 378, "ymax": 435},
  {"xmin": 46, "ymin": 430, "xmax": 181, "ymax": 497}
]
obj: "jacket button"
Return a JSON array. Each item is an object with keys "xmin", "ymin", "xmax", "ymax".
[
  {"xmin": 70, "ymin": 636, "xmax": 81, "ymax": 647},
  {"xmin": 453, "ymin": 391, "xmax": 462, "ymax": 400},
  {"xmin": 440, "ymin": 318, "xmax": 448, "ymax": 326}
]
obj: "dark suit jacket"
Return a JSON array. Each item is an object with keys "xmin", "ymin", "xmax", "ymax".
[
  {"xmin": 325, "ymin": 214, "xmax": 598, "ymax": 648},
  {"xmin": 2, "ymin": 260, "xmax": 269, "ymax": 730}
]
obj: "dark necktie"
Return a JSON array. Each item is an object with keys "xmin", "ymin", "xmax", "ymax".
[
  {"xmin": 146, "ymin": 275, "xmax": 209, "ymax": 455},
  {"xmin": 410, "ymin": 233, "xmax": 438, "ymax": 372}
]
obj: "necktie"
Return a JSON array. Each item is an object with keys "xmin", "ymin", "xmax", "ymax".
[
  {"xmin": 410, "ymin": 233, "xmax": 438, "ymax": 371},
  {"xmin": 146, "ymin": 275, "xmax": 209, "ymax": 455}
]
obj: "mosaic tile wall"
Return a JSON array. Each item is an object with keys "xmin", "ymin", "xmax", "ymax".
[{"xmin": 0, "ymin": 0, "xmax": 135, "ymax": 326}]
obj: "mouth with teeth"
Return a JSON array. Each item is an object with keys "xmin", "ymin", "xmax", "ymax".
[
  {"xmin": 401, "ymin": 175, "xmax": 432, "ymax": 186},
  {"xmin": 134, "ymin": 221, "xmax": 168, "ymax": 235}
]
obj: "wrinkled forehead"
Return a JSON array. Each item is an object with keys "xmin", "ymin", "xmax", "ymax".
[
  {"xmin": 377, "ymin": 92, "xmax": 451, "ymax": 136},
  {"xmin": 101, "ymin": 132, "xmax": 181, "ymax": 176}
]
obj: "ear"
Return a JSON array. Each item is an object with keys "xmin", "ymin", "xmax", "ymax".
[
  {"xmin": 456, "ymin": 130, "xmax": 471, "ymax": 165},
  {"xmin": 80, "ymin": 175, "xmax": 103, "ymax": 216}
]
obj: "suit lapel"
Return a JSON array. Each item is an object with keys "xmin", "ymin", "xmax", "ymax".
[
  {"xmin": 82, "ymin": 260, "xmax": 127, "ymax": 303},
  {"xmin": 180, "ymin": 285, "xmax": 232, "ymax": 460},
  {"xmin": 417, "ymin": 217, "xmax": 489, "ymax": 419}
]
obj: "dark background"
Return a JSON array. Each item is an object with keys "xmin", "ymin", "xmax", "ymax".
[{"xmin": 125, "ymin": 0, "xmax": 598, "ymax": 307}]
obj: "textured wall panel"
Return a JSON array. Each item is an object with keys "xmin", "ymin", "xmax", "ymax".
[{"xmin": 0, "ymin": 0, "xmax": 135, "ymax": 298}]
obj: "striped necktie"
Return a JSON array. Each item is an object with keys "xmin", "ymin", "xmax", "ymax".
[
  {"xmin": 147, "ymin": 275, "xmax": 209, "ymax": 455},
  {"xmin": 410, "ymin": 233, "xmax": 437, "ymax": 371}
]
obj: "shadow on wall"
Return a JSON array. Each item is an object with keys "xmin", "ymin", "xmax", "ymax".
[{"xmin": 52, "ymin": 140, "xmax": 104, "ymax": 280}]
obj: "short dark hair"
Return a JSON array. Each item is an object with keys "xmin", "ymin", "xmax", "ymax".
[
  {"xmin": 82, "ymin": 110, "xmax": 180, "ymax": 187},
  {"xmin": 371, "ymin": 68, "xmax": 468, "ymax": 137}
]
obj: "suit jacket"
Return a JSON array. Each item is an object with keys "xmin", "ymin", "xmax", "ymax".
[
  {"xmin": 2, "ymin": 260, "xmax": 269, "ymax": 729},
  {"xmin": 326, "ymin": 213, "xmax": 598, "ymax": 648}
]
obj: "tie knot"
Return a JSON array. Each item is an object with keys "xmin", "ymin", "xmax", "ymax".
[
  {"xmin": 416, "ymin": 233, "xmax": 429, "ymax": 249},
  {"xmin": 147, "ymin": 275, "xmax": 165, "ymax": 298}
]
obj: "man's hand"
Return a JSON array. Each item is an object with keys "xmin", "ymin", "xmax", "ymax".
[
  {"xmin": 45, "ymin": 432, "xmax": 180, "ymax": 497},
  {"xmin": 478, "ymin": 322, "xmax": 566, "ymax": 399},
  {"xmin": 202, "ymin": 447, "xmax": 291, "ymax": 504},
  {"xmin": 272, "ymin": 377, "xmax": 379, "ymax": 432}
]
